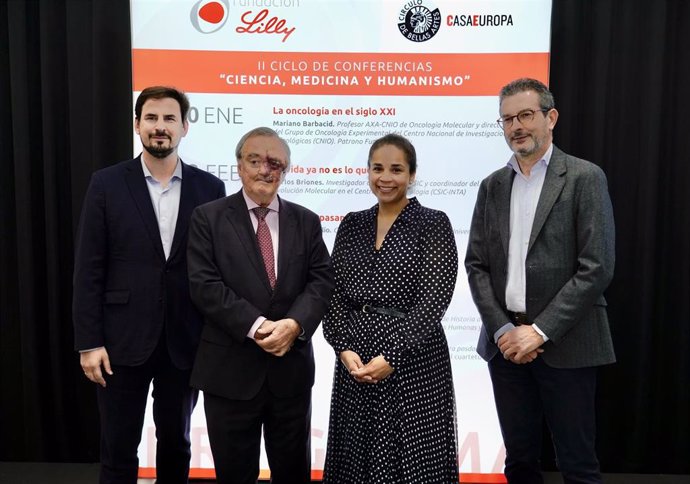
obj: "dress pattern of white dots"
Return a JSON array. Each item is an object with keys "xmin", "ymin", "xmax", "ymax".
[{"xmin": 323, "ymin": 198, "xmax": 460, "ymax": 483}]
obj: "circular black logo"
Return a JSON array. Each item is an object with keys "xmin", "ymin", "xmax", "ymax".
[{"xmin": 398, "ymin": 1, "xmax": 441, "ymax": 42}]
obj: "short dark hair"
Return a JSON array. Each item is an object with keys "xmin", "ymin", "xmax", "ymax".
[
  {"xmin": 235, "ymin": 127, "xmax": 291, "ymax": 166},
  {"xmin": 499, "ymin": 78, "xmax": 555, "ymax": 110},
  {"xmin": 367, "ymin": 133, "xmax": 417, "ymax": 174},
  {"xmin": 135, "ymin": 86, "xmax": 190, "ymax": 121}
]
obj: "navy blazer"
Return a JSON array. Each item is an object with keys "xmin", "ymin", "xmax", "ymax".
[
  {"xmin": 465, "ymin": 146, "xmax": 616, "ymax": 369},
  {"xmin": 187, "ymin": 190, "xmax": 334, "ymax": 400},
  {"xmin": 72, "ymin": 157, "xmax": 226, "ymax": 369}
]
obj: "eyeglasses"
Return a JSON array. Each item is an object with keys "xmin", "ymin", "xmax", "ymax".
[
  {"xmin": 497, "ymin": 108, "xmax": 551, "ymax": 129},
  {"xmin": 242, "ymin": 157, "xmax": 287, "ymax": 173}
]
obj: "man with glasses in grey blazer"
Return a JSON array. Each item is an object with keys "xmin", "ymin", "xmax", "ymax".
[{"xmin": 465, "ymin": 78, "xmax": 615, "ymax": 484}]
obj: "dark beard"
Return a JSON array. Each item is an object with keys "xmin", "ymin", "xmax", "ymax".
[{"xmin": 143, "ymin": 142, "xmax": 174, "ymax": 159}]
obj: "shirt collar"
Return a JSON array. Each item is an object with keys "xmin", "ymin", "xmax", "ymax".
[
  {"xmin": 507, "ymin": 143, "xmax": 553, "ymax": 175},
  {"xmin": 140, "ymin": 157, "xmax": 183, "ymax": 180},
  {"xmin": 242, "ymin": 189, "xmax": 280, "ymax": 213}
]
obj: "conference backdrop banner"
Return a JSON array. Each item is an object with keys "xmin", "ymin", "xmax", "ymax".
[{"xmin": 131, "ymin": 0, "xmax": 552, "ymax": 480}]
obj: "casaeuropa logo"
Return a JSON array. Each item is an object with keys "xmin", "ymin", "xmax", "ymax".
[
  {"xmin": 190, "ymin": 0, "xmax": 230, "ymax": 33},
  {"xmin": 446, "ymin": 14, "xmax": 514, "ymax": 27}
]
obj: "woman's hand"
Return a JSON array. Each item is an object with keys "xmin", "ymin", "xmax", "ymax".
[
  {"xmin": 339, "ymin": 350, "xmax": 367, "ymax": 381},
  {"xmin": 351, "ymin": 355, "xmax": 394, "ymax": 383}
]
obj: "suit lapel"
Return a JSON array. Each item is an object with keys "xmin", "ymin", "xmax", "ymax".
[
  {"xmin": 225, "ymin": 192, "xmax": 273, "ymax": 292},
  {"xmin": 528, "ymin": 147, "xmax": 567, "ymax": 252},
  {"xmin": 276, "ymin": 197, "xmax": 296, "ymax": 290},
  {"xmin": 495, "ymin": 166, "xmax": 514, "ymax": 259},
  {"xmin": 124, "ymin": 157, "xmax": 166, "ymax": 261},
  {"xmin": 168, "ymin": 161, "xmax": 194, "ymax": 262}
]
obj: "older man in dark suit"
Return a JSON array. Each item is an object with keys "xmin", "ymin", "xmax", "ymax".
[
  {"xmin": 465, "ymin": 78, "xmax": 615, "ymax": 484},
  {"xmin": 187, "ymin": 127, "xmax": 334, "ymax": 484},
  {"xmin": 73, "ymin": 86, "xmax": 226, "ymax": 483}
]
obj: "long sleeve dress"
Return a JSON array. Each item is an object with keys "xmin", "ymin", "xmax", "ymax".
[{"xmin": 322, "ymin": 197, "xmax": 459, "ymax": 483}]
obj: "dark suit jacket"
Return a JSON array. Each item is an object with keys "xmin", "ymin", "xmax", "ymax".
[
  {"xmin": 73, "ymin": 157, "xmax": 226, "ymax": 369},
  {"xmin": 465, "ymin": 146, "xmax": 616, "ymax": 369},
  {"xmin": 187, "ymin": 190, "xmax": 334, "ymax": 400}
]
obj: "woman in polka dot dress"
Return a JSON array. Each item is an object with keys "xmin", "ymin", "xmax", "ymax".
[{"xmin": 323, "ymin": 133, "xmax": 459, "ymax": 483}]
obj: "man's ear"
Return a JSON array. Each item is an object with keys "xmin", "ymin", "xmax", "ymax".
[{"xmin": 547, "ymin": 108, "xmax": 559, "ymax": 130}]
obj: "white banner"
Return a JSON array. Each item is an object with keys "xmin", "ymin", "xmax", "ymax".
[{"xmin": 131, "ymin": 0, "xmax": 552, "ymax": 479}]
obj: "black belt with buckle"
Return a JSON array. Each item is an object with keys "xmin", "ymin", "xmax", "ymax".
[
  {"xmin": 362, "ymin": 304, "xmax": 407, "ymax": 319},
  {"xmin": 507, "ymin": 311, "xmax": 532, "ymax": 325}
]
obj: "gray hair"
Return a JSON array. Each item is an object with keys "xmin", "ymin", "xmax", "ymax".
[
  {"xmin": 234, "ymin": 127, "xmax": 291, "ymax": 167},
  {"xmin": 499, "ymin": 78, "xmax": 555, "ymax": 110}
]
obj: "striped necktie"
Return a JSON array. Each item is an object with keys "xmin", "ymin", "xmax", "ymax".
[{"xmin": 253, "ymin": 207, "xmax": 276, "ymax": 288}]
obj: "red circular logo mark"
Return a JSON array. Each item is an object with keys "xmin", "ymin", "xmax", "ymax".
[
  {"xmin": 199, "ymin": 2, "xmax": 224, "ymax": 23},
  {"xmin": 190, "ymin": 0, "xmax": 229, "ymax": 33}
]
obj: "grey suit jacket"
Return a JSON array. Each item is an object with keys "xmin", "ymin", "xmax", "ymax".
[{"xmin": 465, "ymin": 146, "xmax": 615, "ymax": 368}]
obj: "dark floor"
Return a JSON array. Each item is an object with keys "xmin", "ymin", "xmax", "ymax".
[{"xmin": 0, "ymin": 462, "xmax": 688, "ymax": 484}]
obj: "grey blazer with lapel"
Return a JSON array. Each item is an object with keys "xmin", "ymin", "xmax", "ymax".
[{"xmin": 465, "ymin": 145, "xmax": 615, "ymax": 369}]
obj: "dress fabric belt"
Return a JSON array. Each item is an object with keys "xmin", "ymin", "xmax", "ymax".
[
  {"xmin": 507, "ymin": 310, "xmax": 532, "ymax": 325},
  {"xmin": 361, "ymin": 304, "xmax": 407, "ymax": 319}
]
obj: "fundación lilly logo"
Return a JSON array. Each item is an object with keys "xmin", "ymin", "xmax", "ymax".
[
  {"xmin": 190, "ymin": 0, "xmax": 230, "ymax": 33},
  {"xmin": 189, "ymin": 0, "xmax": 296, "ymax": 42}
]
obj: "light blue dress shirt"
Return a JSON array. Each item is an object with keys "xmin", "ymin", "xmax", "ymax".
[{"xmin": 141, "ymin": 158, "xmax": 182, "ymax": 260}]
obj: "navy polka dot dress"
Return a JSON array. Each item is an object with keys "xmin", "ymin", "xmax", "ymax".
[{"xmin": 323, "ymin": 198, "xmax": 460, "ymax": 483}]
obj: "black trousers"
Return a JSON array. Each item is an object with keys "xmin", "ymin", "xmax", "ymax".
[
  {"xmin": 488, "ymin": 355, "xmax": 601, "ymax": 484},
  {"xmin": 204, "ymin": 383, "xmax": 312, "ymax": 484},
  {"xmin": 96, "ymin": 338, "xmax": 198, "ymax": 484}
]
